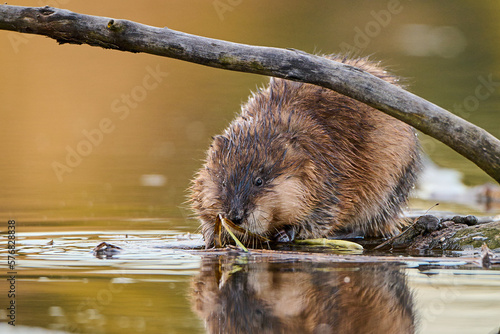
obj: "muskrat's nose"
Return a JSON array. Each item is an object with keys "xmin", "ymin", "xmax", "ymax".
[{"xmin": 228, "ymin": 208, "xmax": 245, "ymax": 225}]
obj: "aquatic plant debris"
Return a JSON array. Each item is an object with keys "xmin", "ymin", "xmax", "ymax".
[
  {"xmin": 294, "ymin": 238, "xmax": 364, "ymax": 253},
  {"xmin": 219, "ymin": 214, "xmax": 249, "ymax": 253},
  {"xmin": 212, "ymin": 215, "xmax": 364, "ymax": 253},
  {"xmin": 92, "ymin": 241, "xmax": 122, "ymax": 258},
  {"xmin": 214, "ymin": 214, "xmax": 271, "ymax": 250}
]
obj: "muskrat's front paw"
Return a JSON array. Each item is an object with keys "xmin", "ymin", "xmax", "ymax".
[{"xmin": 274, "ymin": 228, "xmax": 296, "ymax": 243}]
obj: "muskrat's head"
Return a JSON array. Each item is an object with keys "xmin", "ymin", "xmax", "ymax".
[{"xmin": 190, "ymin": 115, "xmax": 315, "ymax": 247}]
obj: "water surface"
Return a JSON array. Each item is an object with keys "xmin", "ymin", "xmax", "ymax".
[{"xmin": 1, "ymin": 228, "xmax": 500, "ymax": 333}]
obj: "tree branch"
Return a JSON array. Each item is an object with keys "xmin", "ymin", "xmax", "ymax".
[{"xmin": 1, "ymin": 5, "xmax": 499, "ymax": 183}]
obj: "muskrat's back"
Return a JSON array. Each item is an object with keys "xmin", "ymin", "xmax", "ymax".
[{"xmin": 190, "ymin": 55, "xmax": 421, "ymax": 247}]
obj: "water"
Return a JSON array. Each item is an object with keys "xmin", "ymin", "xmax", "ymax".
[
  {"xmin": 1, "ymin": 229, "xmax": 499, "ymax": 333},
  {"xmin": 1, "ymin": 0, "xmax": 500, "ymax": 333}
]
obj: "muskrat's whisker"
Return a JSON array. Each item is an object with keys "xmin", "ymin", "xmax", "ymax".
[{"xmin": 251, "ymin": 208, "xmax": 268, "ymax": 231}]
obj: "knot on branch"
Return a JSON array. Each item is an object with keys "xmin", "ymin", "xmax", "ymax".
[
  {"xmin": 40, "ymin": 6, "xmax": 55, "ymax": 16},
  {"xmin": 107, "ymin": 19, "xmax": 124, "ymax": 33}
]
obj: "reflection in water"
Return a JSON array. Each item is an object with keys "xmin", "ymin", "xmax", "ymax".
[{"xmin": 191, "ymin": 256, "xmax": 414, "ymax": 334}]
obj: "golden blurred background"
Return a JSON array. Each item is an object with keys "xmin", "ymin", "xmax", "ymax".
[{"xmin": 1, "ymin": 0, "xmax": 500, "ymax": 227}]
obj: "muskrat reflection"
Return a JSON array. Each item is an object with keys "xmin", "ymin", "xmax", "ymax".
[{"xmin": 191, "ymin": 257, "xmax": 414, "ymax": 334}]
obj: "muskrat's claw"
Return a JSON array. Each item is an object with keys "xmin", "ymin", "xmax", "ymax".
[{"xmin": 274, "ymin": 227, "xmax": 296, "ymax": 243}]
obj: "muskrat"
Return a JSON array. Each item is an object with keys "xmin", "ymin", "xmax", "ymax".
[{"xmin": 190, "ymin": 55, "xmax": 421, "ymax": 248}]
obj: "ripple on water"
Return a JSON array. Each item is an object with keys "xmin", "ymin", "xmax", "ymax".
[{"xmin": 0, "ymin": 230, "xmax": 202, "ymax": 277}]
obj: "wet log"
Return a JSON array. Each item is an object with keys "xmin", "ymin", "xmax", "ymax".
[
  {"xmin": 1, "ymin": 5, "xmax": 500, "ymax": 182},
  {"xmin": 376, "ymin": 214, "xmax": 500, "ymax": 253}
]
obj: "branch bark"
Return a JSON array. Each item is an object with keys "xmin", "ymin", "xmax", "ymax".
[{"xmin": 1, "ymin": 5, "xmax": 499, "ymax": 183}]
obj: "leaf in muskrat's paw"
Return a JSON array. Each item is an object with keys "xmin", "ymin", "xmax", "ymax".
[
  {"xmin": 214, "ymin": 214, "xmax": 223, "ymax": 248},
  {"xmin": 294, "ymin": 238, "xmax": 364, "ymax": 253},
  {"xmin": 218, "ymin": 214, "xmax": 249, "ymax": 253}
]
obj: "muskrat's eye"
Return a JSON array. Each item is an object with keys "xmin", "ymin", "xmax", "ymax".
[
  {"xmin": 254, "ymin": 177, "xmax": 263, "ymax": 187},
  {"xmin": 222, "ymin": 180, "xmax": 227, "ymax": 188}
]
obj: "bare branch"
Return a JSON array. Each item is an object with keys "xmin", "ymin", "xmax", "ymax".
[{"xmin": 1, "ymin": 5, "xmax": 499, "ymax": 183}]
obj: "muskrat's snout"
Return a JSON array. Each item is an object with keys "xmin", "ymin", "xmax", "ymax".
[
  {"xmin": 226, "ymin": 207, "xmax": 246, "ymax": 226},
  {"xmin": 225, "ymin": 194, "xmax": 251, "ymax": 226}
]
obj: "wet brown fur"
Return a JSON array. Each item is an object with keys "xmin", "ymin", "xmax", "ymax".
[{"xmin": 190, "ymin": 55, "xmax": 421, "ymax": 247}]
